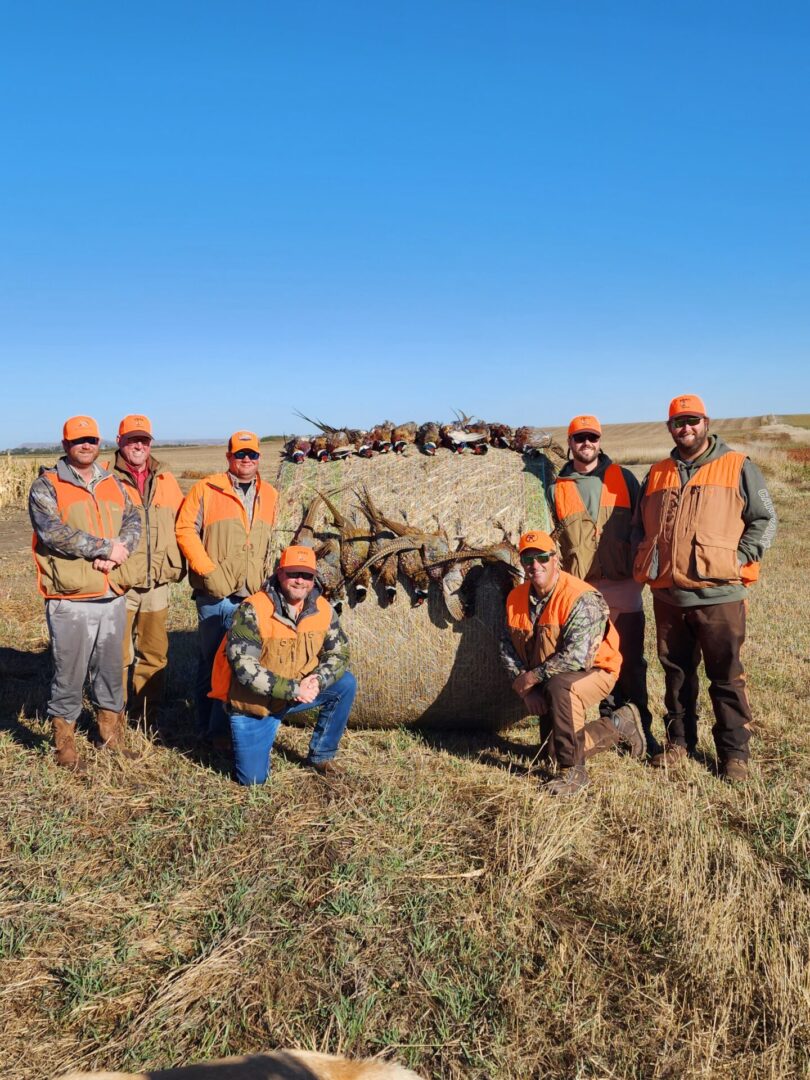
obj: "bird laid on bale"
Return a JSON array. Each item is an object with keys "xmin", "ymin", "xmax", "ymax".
[
  {"xmin": 417, "ymin": 421, "xmax": 441, "ymax": 455},
  {"xmin": 369, "ymin": 421, "xmax": 394, "ymax": 454},
  {"xmin": 512, "ymin": 425, "xmax": 566, "ymax": 458},
  {"xmin": 293, "ymin": 494, "xmax": 324, "ymax": 548},
  {"xmin": 488, "ymin": 422, "xmax": 514, "ymax": 449},
  {"xmin": 439, "ymin": 536, "xmax": 483, "ymax": 621},
  {"xmin": 319, "ymin": 490, "xmax": 373, "ymax": 601},
  {"xmin": 348, "ymin": 428, "xmax": 374, "ymax": 458},
  {"xmin": 459, "ymin": 412, "xmax": 491, "ymax": 454},
  {"xmin": 315, "ymin": 536, "xmax": 345, "ymax": 612},
  {"xmin": 391, "ymin": 421, "xmax": 417, "ymax": 454},
  {"xmin": 309, "ymin": 433, "xmax": 330, "ymax": 463},
  {"xmin": 283, "ymin": 435, "xmax": 312, "ymax": 464},
  {"xmin": 355, "ymin": 488, "xmax": 399, "ymax": 603},
  {"xmin": 440, "ymin": 421, "xmax": 488, "ymax": 454},
  {"xmin": 294, "ymin": 412, "xmax": 354, "ymax": 460}
]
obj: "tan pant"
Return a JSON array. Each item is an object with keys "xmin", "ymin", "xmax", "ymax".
[
  {"xmin": 524, "ymin": 667, "xmax": 619, "ymax": 767},
  {"xmin": 124, "ymin": 583, "xmax": 169, "ymax": 720}
]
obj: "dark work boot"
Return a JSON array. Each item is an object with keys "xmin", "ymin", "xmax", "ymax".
[
  {"xmin": 611, "ymin": 703, "xmax": 646, "ymax": 759},
  {"xmin": 52, "ymin": 718, "xmax": 87, "ymax": 773},
  {"xmin": 545, "ymin": 765, "xmax": 590, "ymax": 797},
  {"xmin": 97, "ymin": 710, "xmax": 139, "ymax": 760},
  {"xmin": 720, "ymin": 757, "xmax": 749, "ymax": 783},
  {"xmin": 650, "ymin": 742, "xmax": 689, "ymax": 770}
]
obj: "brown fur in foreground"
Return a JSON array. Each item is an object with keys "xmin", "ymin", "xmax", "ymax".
[{"xmin": 59, "ymin": 1049, "xmax": 425, "ymax": 1080}]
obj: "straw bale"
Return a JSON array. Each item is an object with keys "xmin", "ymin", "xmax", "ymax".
[{"xmin": 270, "ymin": 447, "xmax": 555, "ymax": 730}]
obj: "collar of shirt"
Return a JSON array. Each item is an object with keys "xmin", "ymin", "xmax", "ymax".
[{"xmin": 67, "ymin": 461, "xmax": 106, "ymax": 489}]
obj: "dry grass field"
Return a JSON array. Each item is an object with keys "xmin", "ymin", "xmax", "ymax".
[{"xmin": 1, "ymin": 418, "xmax": 808, "ymax": 1079}]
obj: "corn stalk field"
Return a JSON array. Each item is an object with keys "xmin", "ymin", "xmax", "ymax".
[{"xmin": 0, "ymin": 424, "xmax": 808, "ymax": 1079}]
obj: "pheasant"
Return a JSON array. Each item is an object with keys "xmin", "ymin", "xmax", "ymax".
[
  {"xmin": 355, "ymin": 488, "xmax": 399, "ymax": 603},
  {"xmin": 319, "ymin": 490, "xmax": 373, "ymax": 601},
  {"xmin": 512, "ymin": 425, "xmax": 566, "ymax": 459},
  {"xmin": 487, "ymin": 423, "xmax": 513, "ymax": 449},
  {"xmin": 283, "ymin": 435, "xmax": 312, "ymax": 464},
  {"xmin": 369, "ymin": 421, "xmax": 394, "ymax": 454},
  {"xmin": 391, "ymin": 421, "xmax": 417, "ymax": 454},
  {"xmin": 417, "ymin": 421, "xmax": 441, "ymax": 455}
]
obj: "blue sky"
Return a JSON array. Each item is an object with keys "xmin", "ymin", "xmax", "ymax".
[{"xmin": 1, "ymin": 1, "xmax": 808, "ymax": 446}]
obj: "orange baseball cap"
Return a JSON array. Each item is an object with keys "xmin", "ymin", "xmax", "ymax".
[
  {"xmin": 278, "ymin": 545, "xmax": 317, "ymax": 574},
  {"xmin": 568, "ymin": 414, "xmax": 602, "ymax": 438},
  {"xmin": 118, "ymin": 413, "xmax": 153, "ymax": 438},
  {"xmin": 228, "ymin": 430, "xmax": 261, "ymax": 454},
  {"xmin": 63, "ymin": 415, "xmax": 100, "ymax": 442},
  {"xmin": 668, "ymin": 394, "xmax": 707, "ymax": 420},
  {"xmin": 518, "ymin": 530, "xmax": 556, "ymax": 554}
]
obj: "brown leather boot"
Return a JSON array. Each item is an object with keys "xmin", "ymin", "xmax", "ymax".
[
  {"xmin": 545, "ymin": 764, "xmax": 590, "ymax": 797},
  {"xmin": 97, "ymin": 709, "xmax": 139, "ymax": 760},
  {"xmin": 52, "ymin": 717, "xmax": 87, "ymax": 773}
]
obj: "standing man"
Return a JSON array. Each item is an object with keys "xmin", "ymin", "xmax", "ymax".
[
  {"xmin": 549, "ymin": 414, "xmax": 658, "ymax": 754},
  {"xmin": 29, "ymin": 415, "xmax": 142, "ymax": 770},
  {"xmin": 175, "ymin": 431, "xmax": 278, "ymax": 743},
  {"xmin": 634, "ymin": 394, "xmax": 777, "ymax": 781},
  {"xmin": 210, "ymin": 544, "xmax": 356, "ymax": 785},
  {"xmin": 111, "ymin": 414, "xmax": 186, "ymax": 726},
  {"xmin": 500, "ymin": 530, "xmax": 645, "ymax": 797}
]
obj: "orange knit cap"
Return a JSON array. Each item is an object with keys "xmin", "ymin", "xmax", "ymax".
[
  {"xmin": 518, "ymin": 530, "xmax": 556, "ymax": 554},
  {"xmin": 668, "ymin": 394, "xmax": 707, "ymax": 420},
  {"xmin": 567, "ymin": 414, "xmax": 602, "ymax": 437},
  {"xmin": 63, "ymin": 415, "xmax": 100, "ymax": 441}
]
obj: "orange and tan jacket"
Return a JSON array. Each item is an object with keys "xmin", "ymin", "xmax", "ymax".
[
  {"xmin": 506, "ymin": 573, "xmax": 621, "ymax": 676},
  {"xmin": 32, "ymin": 468, "xmax": 127, "ymax": 599},
  {"xmin": 210, "ymin": 589, "xmax": 333, "ymax": 717},
  {"xmin": 553, "ymin": 463, "xmax": 634, "ymax": 581},
  {"xmin": 175, "ymin": 472, "xmax": 278, "ymax": 598},
  {"xmin": 111, "ymin": 454, "xmax": 186, "ymax": 590},
  {"xmin": 634, "ymin": 452, "xmax": 759, "ymax": 590}
]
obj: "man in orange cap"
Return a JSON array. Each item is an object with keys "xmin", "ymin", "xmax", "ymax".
[
  {"xmin": 210, "ymin": 544, "xmax": 356, "ymax": 784},
  {"xmin": 29, "ymin": 416, "xmax": 142, "ymax": 770},
  {"xmin": 499, "ymin": 530, "xmax": 646, "ymax": 796},
  {"xmin": 111, "ymin": 414, "xmax": 186, "ymax": 726},
  {"xmin": 548, "ymin": 414, "xmax": 659, "ymax": 755},
  {"xmin": 176, "ymin": 431, "xmax": 278, "ymax": 744},
  {"xmin": 634, "ymin": 394, "xmax": 777, "ymax": 781}
]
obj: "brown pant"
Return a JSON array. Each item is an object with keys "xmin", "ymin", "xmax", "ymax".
[
  {"xmin": 124, "ymin": 584, "xmax": 169, "ymax": 721},
  {"xmin": 653, "ymin": 597, "xmax": 752, "ymax": 762},
  {"xmin": 523, "ymin": 667, "xmax": 619, "ymax": 768}
]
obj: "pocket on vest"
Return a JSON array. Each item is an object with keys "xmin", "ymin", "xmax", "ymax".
[
  {"xmin": 693, "ymin": 536, "xmax": 738, "ymax": 582},
  {"xmin": 49, "ymin": 555, "xmax": 105, "ymax": 597},
  {"xmin": 633, "ymin": 537, "xmax": 659, "ymax": 583}
]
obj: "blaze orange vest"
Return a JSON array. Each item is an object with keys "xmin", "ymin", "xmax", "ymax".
[
  {"xmin": 553, "ymin": 464, "xmax": 633, "ymax": 581},
  {"xmin": 505, "ymin": 573, "xmax": 621, "ymax": 676},
  {"xmin": 634, "ymin": 452, "xmax": 759, "ymax": 590},
  {"xmin": 33, "ymin": 470, "xmax": 126, "ymax": 599},
  {"xmin": 210, "ymin": 590, "xmax": 333, "ymax": 717},
  {"xmin": 110, "ymin": 467, "xmax": 185, "ymax": 590}
]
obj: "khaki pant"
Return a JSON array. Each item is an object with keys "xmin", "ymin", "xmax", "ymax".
[
  {"xmin": 523, "ymin": 667, "xmax": 619, "ymax": 768},
  {"xmin": 124, "ymin": 583, "xmax": 169, "ymax": 721}
]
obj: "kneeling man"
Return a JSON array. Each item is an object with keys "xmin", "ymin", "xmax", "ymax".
[
  {"xmin": 500, "ymin": 530, "xmax": 645, "ymax": 796},
  {"xmin": 211, "ymin": 544, "xmax": 356, "ymax": 785}
]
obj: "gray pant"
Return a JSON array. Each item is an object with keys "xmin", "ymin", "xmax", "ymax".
[{"xmin": 45, "ymin": 595, "xmax": 127, "ymax": 722}]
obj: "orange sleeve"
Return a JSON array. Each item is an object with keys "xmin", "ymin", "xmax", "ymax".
[
  {"xmin": 175, "ymin": 480, "xmax": 217, "ymax": 576},
  {"xmin": 163, "ymin": 472, "xmax": 185, "ymax": 513}
]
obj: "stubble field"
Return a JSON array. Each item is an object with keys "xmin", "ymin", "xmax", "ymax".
[{"xmin": 0, "ymin": 418, "xmax": 808, "ymax": 1079}]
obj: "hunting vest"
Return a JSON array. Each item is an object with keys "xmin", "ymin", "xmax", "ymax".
[
  {"xmin": 505, "ymin": 573, "xmax": 621, "ymax": 676},
  {"xmin": 110, "ymin": 464, "xmax": 185, "ymax": 590},
  {"xmin": 176, "ymin": 472, "xmax": 278, "ymax": 597},
  {"xmin": 553, "ymin": 464, "xmax": 633, "ymax": 581},
  {"xmin": 33, "ymin": 470, "xmax": 126, "ymax": 599},
  {"xmin": 633, "ymin": 452, "xmax": 759, "ymax": 590},
  {"xmin": 210, "ymin": 590, "xmax": 333, "ymax": 717}
]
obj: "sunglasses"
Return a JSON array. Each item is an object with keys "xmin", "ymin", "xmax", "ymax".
[
  {"xmin": 284, "ymin": 570, "xmax": 315, "ymax": 580},
  {"xmin": 232, "ymin": 450, "xmax": 260, "ymax": 460},
  {"xmin": 520, "ymin": 551, "xmax": 554, "ymax": 567},
  {"xmin": 670, "ymin": 416, "xmax": 703, "ymax": 430},
  {"xmin": 68, "ymin": 436, "xmax": 100, "ymax": 447},
  {"xmin": 571, "ymin": 432, "xmax": 600, "ymax": 445}
]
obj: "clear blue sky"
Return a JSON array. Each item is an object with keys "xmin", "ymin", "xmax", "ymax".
[{"xmin": 2, "ymin": 1, "xmax": 808, "ymax": 446}]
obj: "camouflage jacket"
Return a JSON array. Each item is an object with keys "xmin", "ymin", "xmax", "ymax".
[
  {"xmin": 499, "ymin": 587, "xmax": 610, "ymax": 682},
  {"xmin": 226, "ymin": 578, "xmax": 349, "ymax": 704},
  {"xmin": 29, "ymin": 458, "xmax": 141, "ymax": 561}
]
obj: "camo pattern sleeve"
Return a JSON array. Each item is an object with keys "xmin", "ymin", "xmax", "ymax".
[
  {"xmin": 498, "ymin": 622, "xmax": 525, "ymax": 679},
  {"xmin": 119, "ymin": 489, "xmax": 142, "ymax": 554},
  {"xmin": 226, "ymin": 600, "xmax": 298, "ymax": 702},
  {"xmin": 29, "ymin": 473, "xmax": 113, "ymax": 560},
  {"xmin": 310, "ymin": 609, "xmax": 350, "ymax": 691},
  {"xmin": 535, "ymin": 589, "xmax": 610, "ymax": 681}
]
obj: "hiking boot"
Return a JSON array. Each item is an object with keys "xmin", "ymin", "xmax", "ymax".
[
  {"xmin": 611, "ymin": 703, "xmax": 646, "ymax": 760},
  {"xmin": 97, "ymin": 709, "xmax": 139, "ymax": 760},
  {"xmin": 545, "ymin": 765, "xmax": 590, "ymax": 797},
  {"xmin": 306, "ymin": 758, "xmax": 343, "ymax": 779},
  {"xmin": 650, "ymin": 742, "xmax": 688, "ymax": 770},
  {"xmin": 720, "ymin": 757, "xmax": 749, "ymax": 783},
  {"xmin": 52, "ymin": 717, "xmax": 87, "ymax": 773}
]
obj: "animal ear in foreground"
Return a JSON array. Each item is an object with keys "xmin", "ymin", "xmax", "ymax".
[{"xmin": 58, "ymin": 1048, "xmax": 426, "ymax": 1080}]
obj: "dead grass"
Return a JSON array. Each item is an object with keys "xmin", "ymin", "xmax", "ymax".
[{"xmin": 0, "ymin": 444, "xmax": 808, "ymax": 1079}]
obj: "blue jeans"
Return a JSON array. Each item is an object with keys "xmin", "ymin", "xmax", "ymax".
[
  {"xmin": 229, "ymin": 671, "xmax": 357, "ymax": 786},
  {"xmin": 195, "ymin": 594, "xmax": 241, "ymax": 739}
]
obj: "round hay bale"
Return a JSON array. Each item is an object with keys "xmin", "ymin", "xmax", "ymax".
[{"xmin": 271, "ymin": 447, "xmax": 555, "ymax": 730}]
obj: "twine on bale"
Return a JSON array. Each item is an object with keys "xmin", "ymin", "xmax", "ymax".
[{"xmin": 270, "ymin": 447, "xmax": 555, "ymax": 730}]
